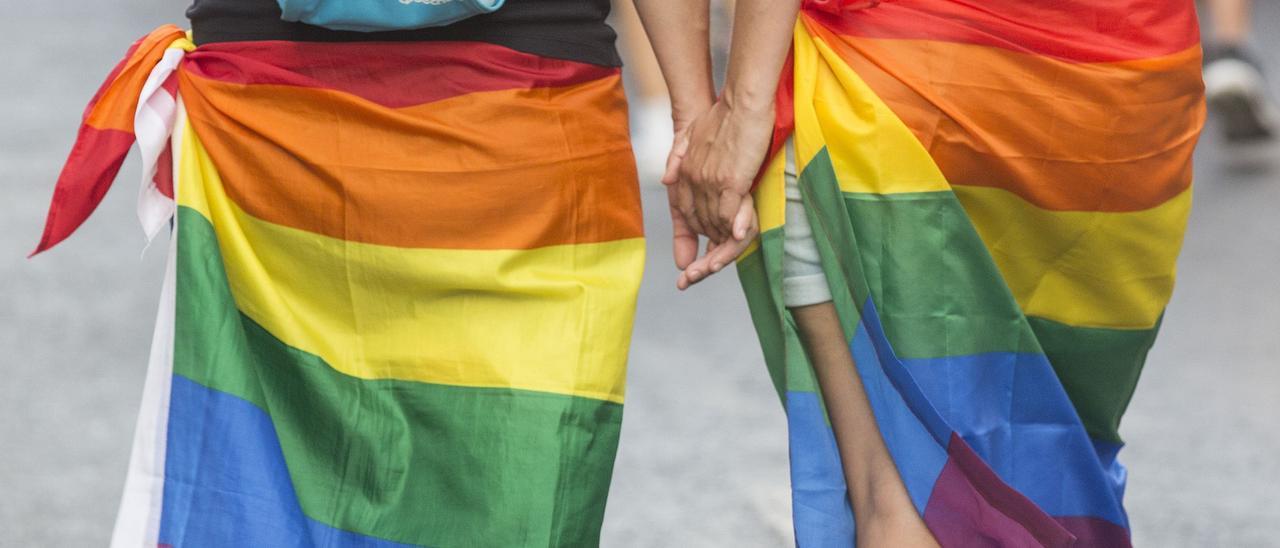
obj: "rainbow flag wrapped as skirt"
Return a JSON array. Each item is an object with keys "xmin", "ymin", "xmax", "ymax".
[
  {"xmin": 34, "ymin": 26, "xmax": 644, "ymax": 547},
  {"xmin": 739, "ymin": 1, "xmax": 1204, "ymax": 546}
]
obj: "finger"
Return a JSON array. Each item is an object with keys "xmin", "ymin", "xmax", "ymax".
[
  {"xmin": 676, "ymin": 262, "xmax": 703, "ymax": 290},
  {"xmin": 685, "ymin": 213, "xmax": 709, "ymax": 240},
  {"xmin": 677, "ymin": 238, "xmax": 717, "ymax": 290},
  {"xmin": 667, "ymin": 185, "xmax": 699, "ymax": 269},
  {"xmin": 677, "ymin": 249, "xmax": 716, "ymax": 290},
  {"xmin": 680, "ymin": 229, "xmax": 753, "ymax": 288},
  {"xmin": 677, "ymin": 132, "xmax": 707, "ymax": 188},
  {"xmin": 706, "ymin": 231, "xmax": 752, "ymax": 274},
  {"xmin": 680, "ymin": 184, "xmax": 711, "ymax": 235},
  {"xmin": 691, "ymin": 187, "xmax": 712, "ymax": 239},
  {"xmin": 693, "ymin": 185, "xmax": 725, "ymax": 241},
  {"xmin": 673, "ymin": 231, "xmax": 700, "ymax": 272},
  {"xmin": 673, "ymin": 180, "xmax": 707, "ymax": 236},
  {"xmin": 676, "ymin": 250, "xmax": 708, "ymax": 290},
  {"xmin": 703, "ymin": 188, "xmax": 726, "ymax": 241},
  {"xmin": 717, "ymin": 189, "xmax": 742, "ymax": 240},
  {"xmin": 677, "ymin": 241, "xmax": 720, "ymax": 289},
  {"xmin": 679, "ymin": 207, "xmax": 760, "ymax": 289},
  {"xmin": 732, "ymin": 193, "xmax": 755, "ymax": 240}
]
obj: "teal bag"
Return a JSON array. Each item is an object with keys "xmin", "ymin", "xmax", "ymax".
[{"xmin": 277, "ymin": 0, "xmax": 505, "ymax": 32}]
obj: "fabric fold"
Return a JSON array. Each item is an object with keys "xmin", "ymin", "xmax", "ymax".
[
  {"xmin": 740, "ymin": 2, "xmax": 1203, "ymax": 545},
  {"xmin": 38, "ymin": 27, "xmax": 644, "ymax": 547},
  {"xmin": 31, "ymin": 25, "xmax": 189, "ymax": 256}
]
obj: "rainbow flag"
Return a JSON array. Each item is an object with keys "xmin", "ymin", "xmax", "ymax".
[
  {"xmin": 740, "ymin": 1, "xmax": 1204, "ymax": 545},
  {"xmin": 36, "ymin": 26, "xmax": 644, "ymax": 546}
]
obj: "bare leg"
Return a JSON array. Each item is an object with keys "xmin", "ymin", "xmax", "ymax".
[
  {"xmin": 613, "ymin": 0, "xmax": 668, "ymax": 101},
  {"xmin": 791, "ymin": 302, "xmax": 938, "ymax": 548},
  {"xmin": 1208, "ymin": 0, "xmax": 1252, "ymax": 45}
]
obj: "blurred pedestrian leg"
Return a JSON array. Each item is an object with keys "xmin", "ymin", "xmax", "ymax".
[
  {"xmin": 614, "ymin": 0, "xmax": 672, "ymax": 186},
  {"xmin": 1204, "ymin": 0, "xmax": 1279, "ymax": 142}
]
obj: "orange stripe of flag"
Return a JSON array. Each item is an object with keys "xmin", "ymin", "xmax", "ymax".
[
  {"xmin": 178, "ymin": 71, "xmax": 643, "ymax": 250},
  {"xmin": 808, "ymin": 21, "xmax": 1204, "ymax": 212}
]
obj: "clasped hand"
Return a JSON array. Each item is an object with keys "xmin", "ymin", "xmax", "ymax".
[{"xmin": 663, "ymin": 98, "xmax": 775, "ymax": 290}]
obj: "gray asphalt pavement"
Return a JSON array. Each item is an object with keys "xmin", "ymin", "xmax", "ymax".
[{"xmin": 2, "ymin": 2, "xmax": 1278, "ymax": 546}]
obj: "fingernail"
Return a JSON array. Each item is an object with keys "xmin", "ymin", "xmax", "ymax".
[{"xmin": 711, "ymin": 263, "xmax": 723, "ymax": 272}]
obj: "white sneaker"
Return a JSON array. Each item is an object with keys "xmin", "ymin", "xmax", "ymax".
[{"xmin": 1204, "ymin": 46, "xmax": 1279, "ymax": 142}]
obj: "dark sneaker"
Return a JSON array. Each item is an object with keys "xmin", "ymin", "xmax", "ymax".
[{"xmin": 1204, "ymin": 45, "xmax": 1279, "ymax": 142}]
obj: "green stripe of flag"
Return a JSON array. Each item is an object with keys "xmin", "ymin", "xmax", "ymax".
[
  {"xmin": 175, "ymin": 206, "xmax": 622, "ymax": 546},
  {"xmin": 1028, "ymin": 315, "xmax": 1161, "ymax": 444},
  {"xmin": 800, "ymin": 147, "xmax": 1042, "ymax": 359}
]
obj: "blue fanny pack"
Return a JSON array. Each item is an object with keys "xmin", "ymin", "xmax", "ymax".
[{"xmin": 277, "ymin": 0, "xmax": 505, "ymax": 32}]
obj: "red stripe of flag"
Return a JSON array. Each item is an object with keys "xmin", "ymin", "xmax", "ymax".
[
  {"xmin": 183, "ymin": 40, "xmax": 620, "ymax": 109},
  {"xmin": 31, "ymin": 25, "xmax": 186, "ymax": 256},
  {"xmin": 805, "ymin": 0, "xmax": 1199, "ymax": 63}
]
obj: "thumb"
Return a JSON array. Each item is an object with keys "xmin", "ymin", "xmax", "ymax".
[
  {"xmin": 732, "ymin": 194, "xmax": 756, "ymax": 240},
  {"xmin": 661, "ymin": 130, "xmax": 691, "ymax": 186}
]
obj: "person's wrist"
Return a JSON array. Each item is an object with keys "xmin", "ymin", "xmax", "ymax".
[
  {"xmin": 722, "ymin": 84, "xmax": 776, "ymax": 117},
  {"xmin": 671, "ymin": 95, "xmax": 714, "ymax": 132},
  {"xmin": 724, "ymin": 96, "xmax": 776, "ymax": 132}
]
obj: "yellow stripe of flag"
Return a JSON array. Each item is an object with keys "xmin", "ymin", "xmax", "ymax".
[
  {"xmin": 175, "ymin": 112, "xmax": 643, "ymax": 403},
  {"xmin": 957, "ymin": 184, "xmax": 1191, "ymax": 329}
]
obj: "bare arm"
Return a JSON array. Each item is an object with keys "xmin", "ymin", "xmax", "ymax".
[
  {"xmin": 681, "ymin": 0, "xmax": 800, "ymax": 243},
  {"xmin": 630, "ymin": 0, "xmax": 716, "ymax": 270},
  {"xmin": 723, "ymin": 0, "xmax": 802, "ymax": 118},
  {"xmin": 673, "ymin": 0, "xmax": 801, "ymax": 288},
  {"xmin": 630, "ymin": 0, "xmax": 716, "ymax": 124}
]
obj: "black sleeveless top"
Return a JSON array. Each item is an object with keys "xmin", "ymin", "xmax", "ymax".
[{"xmin": 187, "ymin": 0, "xmax": 621, "ymax": 66}]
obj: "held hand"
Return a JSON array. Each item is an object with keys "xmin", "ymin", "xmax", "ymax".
[
  {"xmin": 673, "ymin": 98, "xmax": 774, "ymax": 243},
  {"xmin": 668, "ymin": 184, "xmax": 700, "ymax": 271},
  {"xmin": 664, "ymin": 113, "xmax": 704, "ymax": 270},
  {"xmin": 661, "ymin": 96, "xmax": 770, "ymax": 289},
  {"xmin": 675, "ymin": 194, "xmax": 760, "ymax": 290}
]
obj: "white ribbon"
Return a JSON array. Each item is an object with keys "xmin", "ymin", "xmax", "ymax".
[
  {"xmin": 133, "ymin": 46, "xmax": 187, "ymax": 250},
  {"xmin": 111, "ymin": 46, "xmax": 187, "ymax": 548}
]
